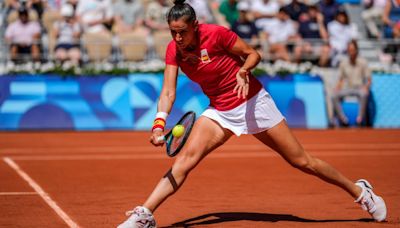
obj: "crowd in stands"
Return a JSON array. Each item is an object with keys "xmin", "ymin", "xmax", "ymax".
[{"xmin": 0, "ymin": 0, "xmax": 399, "ymax": 67}]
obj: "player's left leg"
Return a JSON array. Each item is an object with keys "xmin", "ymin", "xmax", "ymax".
[{"xmin": 253, "ymin": 120, "xmax": 387, "ymax": 221}]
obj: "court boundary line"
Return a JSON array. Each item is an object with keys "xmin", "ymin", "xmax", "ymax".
[
  {"xmin": 0, "ymin": 192, "xmax": 38, "ymax": 196},
  {"xmin": 7, "ymin": 150, "xmax": 400, "ymax": 161},
  {"xmin": 3, "ymin": 157, "xmax": 79, "ymax": 228},
  {"xmin": 2, "ymin": 143, "xmax": 400, "ymax": 155}
]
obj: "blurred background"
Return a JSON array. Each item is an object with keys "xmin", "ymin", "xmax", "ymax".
[{"xmin": 0, "ymin": 0, "xmax": 399, "ymax": 131}]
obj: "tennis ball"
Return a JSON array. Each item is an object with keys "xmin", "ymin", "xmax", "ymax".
[{"xmin": 172, "ymin": 124, "xmax": 185, "ymax": 137}]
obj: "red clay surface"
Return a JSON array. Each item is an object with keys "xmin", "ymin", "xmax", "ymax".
[{"xmin": 0, "ymin": 129, "xmax": 399, "ymax": 227}]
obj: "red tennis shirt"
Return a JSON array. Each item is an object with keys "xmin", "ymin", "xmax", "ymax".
[{"xmin": 165, "ymin": 24, "xmax": 262, "ymax": 111}]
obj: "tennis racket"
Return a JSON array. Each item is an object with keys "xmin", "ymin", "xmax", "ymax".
[{"xmin": 157, "ymin": 111, "xmax": 196, "ymax": 157}]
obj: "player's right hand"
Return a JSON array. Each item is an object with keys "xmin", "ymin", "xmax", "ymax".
[{"xmin": 150, "ymin": 129, "xmax": 165, "ymax": 146}]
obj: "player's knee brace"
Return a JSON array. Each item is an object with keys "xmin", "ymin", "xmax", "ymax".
[{"xmin": 164, "ymin": 168, "xmax": 178, "ymax": 192}]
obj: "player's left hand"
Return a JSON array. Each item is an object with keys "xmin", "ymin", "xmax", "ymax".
[{"xmin": 234, "ymin": 68, "xmax": 249, "ymax": 99}]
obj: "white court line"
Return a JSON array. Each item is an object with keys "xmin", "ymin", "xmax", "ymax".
[
  {"xmin": 9, "ymin": 150, "xmax": 400, "ymax": 161},
  {"xmin": 3, "ymin": 157, "xmax": 79, "ymax": 228},
  {"xmin": 0, "ymin": 192, "xmax": 38, "ymax": 196},
  {"xmin": 2, "ymin": 143, "xmax": 400, "ymax": 155}
]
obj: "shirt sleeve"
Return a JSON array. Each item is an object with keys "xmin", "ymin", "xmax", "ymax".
[
  {"xmin": 165, "ymin": 41, "xmax": 178, "ymax": 66},
  {"xmin": 5, "ymin": 24, "xmax": 14, "ymax": 40},
  {"xmin": 32, "ymin": 22, "xmax": 41, "ymax": 35},
  {"xmin": 217, "ymin": 26, "xmax": 238, "ymax": 51}
]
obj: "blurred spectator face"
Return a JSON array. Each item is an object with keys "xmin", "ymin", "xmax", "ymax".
[
  {"xmin": 18, "ymin": 10, "xmax": 29, "ymax": 24},
  {"xmin": 347, "ymin": 42, "xmax": 358, "ymax": 59},
  {"xmin": 277, "ymin": 10, "xmax": 289, "ymax": 21},
  {"xmin": 308, "ymin": 7, "xmax": 318, "ymax": 19},
  {"xmin": 237, "ymin": 1, "xmax": 250, "ymax": 19},
  {"xmin": 336, "ymin": 12, "xmax": 349, "ymax": 25},
  {"xmin": 158, "ymin": 0, "xmax": 168, "ymax": 6}
]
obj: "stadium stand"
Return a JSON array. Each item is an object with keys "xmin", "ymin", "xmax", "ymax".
[{"xmin": 0, "ymin": 0, "xmax": 398, "ymax": 67}]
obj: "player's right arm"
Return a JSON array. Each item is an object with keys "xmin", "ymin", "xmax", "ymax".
[{"xmin": 150, "ymin": 64, "xmax": 179, "ymax": 146}]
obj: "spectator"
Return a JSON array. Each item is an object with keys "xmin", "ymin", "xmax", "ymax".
[
  {"xmin": 113, "ymin": 0, "xmax": 147, "ymax": 34},
  {"xmin": 294, "ymin": 5, "xmax": 330, "ymax": 66},
  {"xmin": 382, "ymin": 0, "xmax": 400, "ymax": 38},
  {"xmin": 218, "ymin": 0, "xmax": 239, "ymax": 27},
  {"xmin": 283, "ymin": 0, "xmax": 309, "ymax": 22},
  {"xmin": 318, "ymin": 0, "xmax": 341, "ymax": 27},
  {"xmin": 261, "ymin": 7, "xmax": 299, "ymax": 62},
  {"xmin": 231, "ymin": 1, "xmax": 260, "ymax": 48},
  {"xmin": 53, "ymin": 4, "xmax": 81, "ymax": 66},
  {"xmin": 362, "ymin": 0, "xmax": 386, "ymax": 39},
  {"xmin": 4, "ymin": 0, "xmax": 39, "ymax": 25},
  {"xmin": 75, "ymin": 0, "xmax": 113, "ymax": 33},
  {"xmin": 251, "ymin": 0, "xmax": 280, "ymax": 30},
  {"xmin": 5, "ymin": 7, "xmax": 41, "ymax": 62},
  {"xmin": 328, "ymin": 10, "xmax": 358, "ymax": 67},
  {"xmin": 145, "ymin": 0, "xmax": 171, "ymax": 32},
  {"xmin": 331, "ymin": 40, "xmax": 371, "ymax": 127},
  {"xmin": 186, "ymin": 0, "xmax": 213, "ymax": 23}
]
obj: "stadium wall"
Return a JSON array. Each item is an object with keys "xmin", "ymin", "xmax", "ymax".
[{"xmin": 0, "ymin": 73, "xmax": 397, "ymax": 131}]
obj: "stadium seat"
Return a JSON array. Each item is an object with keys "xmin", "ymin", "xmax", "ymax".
[
  {"xmin": 42, "ymin": 10, "xmax": 62, "ymax": 33},
  {"xmin": 82, "ymin": 31, "xmax": 113, "ymax": 62},
  {"xmin": 118, "ymin": 32, "xmax": 148, "ymax": 62},
  {"xmin": 153, "ymin": 30, "xmax": 172, "ymax": 60}
]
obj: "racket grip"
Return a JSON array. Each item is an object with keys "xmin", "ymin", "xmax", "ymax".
[{"xmin": 156, "ymin": 135, "xmax": 165, "ymax": 142}]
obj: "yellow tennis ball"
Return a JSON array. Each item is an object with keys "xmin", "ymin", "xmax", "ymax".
[{"xmin": 172, "ymin": 124, "xmax": 185, "ymax": 137}]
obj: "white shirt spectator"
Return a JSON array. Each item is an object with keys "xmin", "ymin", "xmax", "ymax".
[
  {"xmin": 187, "ymin": 0, "xmax": 213, "ymax": 23},
  {"xmin": 5, "ymin": 20, "xmax": 41, "ymax": 45},
  {"xmin": 53, "ymin": 21, "xmax": 81, "ymax": 45},
  {"xmin": 263, "ymin": 18, "xmax": 296, "ymax": 44},
  {"xmin": 363, "ymin": 0, "xmax": 386, "ymax": 9},
  {"xmin": 76, "ymin": 0, "xmax": 113, "ymax": 33},
  {"xmin": 145, "ymin": 0, "xmax": 170, "ymax": 31},
  {"xmin": 328, "ymin": 20, "xmax": 358, "ymax": 53},
  {"xmin": 251, "ymin": 0, "xmax": 280, "ymax": 29},
  {"xmin": 113, "ymin": 0, "xmax": 144, "ymax": 26}
]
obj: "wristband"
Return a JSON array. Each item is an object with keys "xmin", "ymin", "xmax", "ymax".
[
  {"xmin": 156, "ymin": 112, "xmax": 168, "ymax": 119},
  {"xmin": 152, "ymin": 112, "xmax": 168, "ymax": 132}
]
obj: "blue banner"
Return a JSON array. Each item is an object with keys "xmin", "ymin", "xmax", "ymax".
[{"xmin": 0, "ymin": 73, "xmax": 328, "ymax": 130}]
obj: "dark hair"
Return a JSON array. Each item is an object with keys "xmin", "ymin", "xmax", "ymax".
[
  {"xmin": 18, "ymin": 6, "xmax": 28, "ymax": 15},
  {"xmin": 167, "ymin": 0, "xmax": 197, "ymax": 24},
  {"xmin": 308, "ymin": 5, "xmax": 319, "ymax": 11},
  {"xmin": 348, "ymin": 40, "xmax": 358, "ymax": 51},
  {"xmin": 336, "ymin": 9, "xmax": 349, "ymax": 24},
  {"xmin": 278, "ymin": 7, "xmax": 289, "ymax": 15}
]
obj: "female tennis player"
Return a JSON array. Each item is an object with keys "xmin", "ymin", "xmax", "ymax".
[{"xmin": 117, "ymin": 1, "xmax": 386, "ymax": 227}]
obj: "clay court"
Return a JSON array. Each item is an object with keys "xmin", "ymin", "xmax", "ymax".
[{"xmin": 1, "ymin": 129, "xmax": 399, "ymax": 227}]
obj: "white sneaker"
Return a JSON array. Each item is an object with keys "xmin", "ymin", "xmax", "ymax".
[
  {"xmin": 354, "ymin": 179, "xmax": 387, "ymax": 222},
  {"xmin": 117, "ymin": 206, "xmax": 157, "ymax": 228}
]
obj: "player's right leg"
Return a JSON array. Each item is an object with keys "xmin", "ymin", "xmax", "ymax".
[{"xmin": 117, "ymin": 116, "xmax": 233, "ymax": 228}]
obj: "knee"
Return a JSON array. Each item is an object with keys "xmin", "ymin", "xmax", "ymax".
[
  {"xmin": 289, "ymin": 155, "xmax": 316, "ymax": 174},
  {"xmin": 173, "ymin": 148, "xmax": 200, "ymax": 175}
]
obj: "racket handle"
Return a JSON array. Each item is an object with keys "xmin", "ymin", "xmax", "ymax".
[{"xmin": 156, "ymin": 135, "xmax": 165, "ymax": 142}]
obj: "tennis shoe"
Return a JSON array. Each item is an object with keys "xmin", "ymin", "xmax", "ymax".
[
  {"xmin": 354, "ymin": 179, "xmax": 387, "ymax": 222},
  {"xmin": 117, "ymin": 206, "xmax": 156, "ymax": 228}
]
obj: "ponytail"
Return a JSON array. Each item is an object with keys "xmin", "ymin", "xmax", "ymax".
[{"xmin": 167, "ymin": 0, "xmax": 197, "ymax": 23}]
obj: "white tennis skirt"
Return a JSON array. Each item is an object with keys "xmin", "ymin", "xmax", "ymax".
[{"xmin": 202, "ymin": 88, "xmax": 284, "ymax": 136}]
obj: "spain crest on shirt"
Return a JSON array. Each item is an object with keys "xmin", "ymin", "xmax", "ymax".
[{"xmin": 200, "ymin": 49, "xmax": 211, "ymax": 63}]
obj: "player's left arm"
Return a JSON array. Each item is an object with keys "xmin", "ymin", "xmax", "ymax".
[
  {"xmin": 228, "ymin": 36, "xmax": 261, "ymax": 72},
  {"xmin": 228, "ymin": 36, "xmax": 261, "ymax": 98}
]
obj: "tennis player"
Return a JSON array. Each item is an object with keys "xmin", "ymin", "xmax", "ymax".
[{"xmin": 117, "ymin": 1, "xmax": 387, "ymax": 227}]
